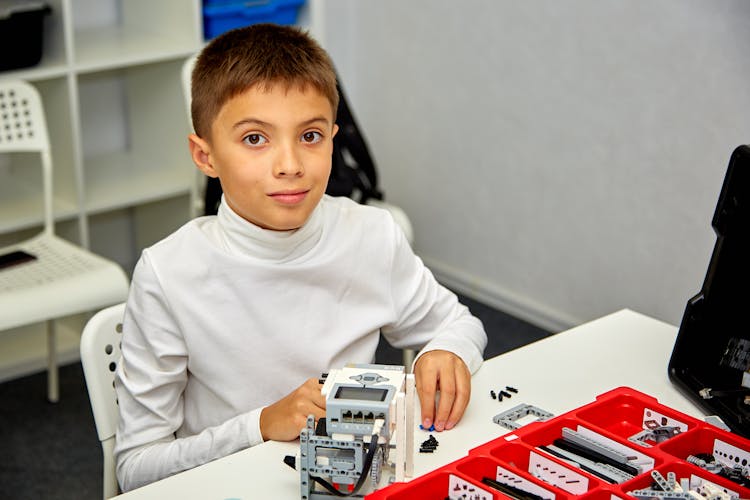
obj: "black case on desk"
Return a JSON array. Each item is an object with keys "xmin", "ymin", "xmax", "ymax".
[{"xmin": 669, "ymin": 144, "xmax": 750, "ymax": 438}]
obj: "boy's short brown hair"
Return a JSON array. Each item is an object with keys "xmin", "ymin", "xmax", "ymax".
[{"xmin": 190, "ymin": 23, "xmax": 339, "ymax": 139}]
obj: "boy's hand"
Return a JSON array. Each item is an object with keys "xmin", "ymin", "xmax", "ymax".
[
  {"xmin": 414, "ymin": 350, "xmax": 471, "ymax": 432},
  {"xmin": 259, "ymin": 378, "xmax": 326, "ymax": 441}
]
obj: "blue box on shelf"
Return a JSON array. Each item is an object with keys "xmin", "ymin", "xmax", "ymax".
[{"xmin": 203, "ymin": 0, "xmax": 305, "ymax": 39}]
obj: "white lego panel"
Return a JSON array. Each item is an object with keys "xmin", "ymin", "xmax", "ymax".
[
  {"xmin": 447, "ymin": 474, "xmax": 494, "ymax": 500},
  {"xmin": 529, "ymin": 451, "xmax": 589, "ymax": 495}
]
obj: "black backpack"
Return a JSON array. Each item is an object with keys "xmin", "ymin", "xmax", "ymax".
[{"xmin": 203, "ymin": 80, "xmax": 383, "ymax": 216}]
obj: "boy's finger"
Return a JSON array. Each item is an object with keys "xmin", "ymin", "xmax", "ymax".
[
  {"xmin": 311, "ymin": 404, "xmax": 326, "ymax": 419},
  {"xmin": 313, "ymin": 388, "xmax": 326, "ymax": 409},
  {"xmin": 433, "ymin": 371, "xmax": 456, "ymax": 431},
  {"xmin": 445, "ymin": 366, "xmax": 471, "ymax": 429},
  {"xmin": 416, "ymin": 370, "xmax": 437, "ymax": 430},
  {"xmin": 304, "ymin": 378, "xmax": 326, "ymax": 409}
]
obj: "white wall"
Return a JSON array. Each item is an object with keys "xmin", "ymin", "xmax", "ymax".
[{"xmin": 319, "ymin": 0, "xmax": 750, "ymax": 331}]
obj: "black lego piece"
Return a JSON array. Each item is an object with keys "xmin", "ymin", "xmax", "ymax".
[{"xmin": 315, "ymin": 417, "xmax": 327, "ymax": 437}]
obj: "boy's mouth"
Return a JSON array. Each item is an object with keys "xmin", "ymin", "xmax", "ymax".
[{"xmin": 268, "ymin": 189, "xmax": 309, "ymax": 205}]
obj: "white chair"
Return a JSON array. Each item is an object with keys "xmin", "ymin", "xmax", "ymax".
[
  {"xmin": 0, "ymin": 80, "xmax": 130, "ymax": 402},
  {"xmin": 80, "ymin": 302, "xmax": 126, "ymax": 499},
  {"xmin": 181, "ymin": 54, "xmax": 206, "ymax": 219}
]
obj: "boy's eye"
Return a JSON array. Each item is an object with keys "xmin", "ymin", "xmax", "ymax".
[
  {"xmin": 243, "ymin": 133, "xmax": 267, "ymax": 146},
  {"xmin": 302, "ymin": 131, "xmax": 322, "ymax": 144}
]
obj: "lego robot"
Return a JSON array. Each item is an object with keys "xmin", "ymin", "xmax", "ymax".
[{"xmin": 296, "ymin": 363, "xmax": 415, "ymax": 499}]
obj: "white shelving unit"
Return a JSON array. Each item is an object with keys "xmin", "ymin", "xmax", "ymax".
[{"xmin": 0, "ymin": 0, "xmax": 203, "ymax": 382}]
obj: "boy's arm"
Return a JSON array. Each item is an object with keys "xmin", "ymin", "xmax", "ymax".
[
  {"xmin": 116, "ymin": 408, "xmax": 264, "ymax": 492},
  {"xmin": 380, "ymin": 220, "xmax": 487, "ymax": 430},
  {"xmin": 381, "ymin": 226, "xmax": 487, "ymax": 371},
  {"xmin": 114, "ymin": 254, "xmax": 265, "ymax": 491}
]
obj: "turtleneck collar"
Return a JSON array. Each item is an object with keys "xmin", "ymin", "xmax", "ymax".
[{"xmin": 213, "ymin": 196, "xmax": 324, "ymax": 262}]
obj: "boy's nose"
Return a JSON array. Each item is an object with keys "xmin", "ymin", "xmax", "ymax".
[{"xmin": 273, "ymin": 144, "xmax": 304, "ymax": 177}]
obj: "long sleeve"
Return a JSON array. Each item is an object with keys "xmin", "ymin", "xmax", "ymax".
[
  {"xmin": 112, "ymin": 196, "xmax": 488, "ymax": 492},
  {"xmin": 114, "ymin": 253, "xmax": 265, "ymax": 492},
  {"xmin": 380, "ymin": 219, "xmax": 487, "ymax": 374}
]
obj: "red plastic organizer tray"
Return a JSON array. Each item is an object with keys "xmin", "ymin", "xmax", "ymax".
[{"xmin": 366, "ymin": 387, "xmax": 750, "ymax": 500}]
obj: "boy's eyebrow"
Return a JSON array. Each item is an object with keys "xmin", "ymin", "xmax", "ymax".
[
  {"xmin": 232, "ymin": 116, "xmax": 331, "ymax": 130},
  {"xmin": 299, "ymin": 116, "xmax": 332, "ymax": 127},
  {"xmin": 232, "ymin": 118, "xmax": 272, "ymax": 130}
]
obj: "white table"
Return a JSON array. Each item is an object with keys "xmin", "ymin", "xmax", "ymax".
[{"xmin": 115, "ymin": 309, "xmax": 706, "ymax": 499}]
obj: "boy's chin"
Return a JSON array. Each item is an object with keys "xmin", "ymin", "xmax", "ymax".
[
  {"xmin": 254, "ymin": 212, "xmax": 314, "ymax": 231},
  {"xmin": 230, "ymin": 198, "xmax": 319, "ymax": 231}
]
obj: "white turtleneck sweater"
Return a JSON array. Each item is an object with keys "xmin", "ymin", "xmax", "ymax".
[{"xmin": 114, "ymin": 195, "xmax": 487, "ymax": 492}]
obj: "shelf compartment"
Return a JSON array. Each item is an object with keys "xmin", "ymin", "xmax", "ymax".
[
  {"xmin": 83, "ymin": 151, "xmax": 192, "ymax": 214},
  {"xmin": 574, "ymin": 390, "xmax": 697, "ymax": 445},
  {"xmin": 661, "ymin": 426, "xmax": 750, "ymax": 465},
  {"xmin": 507, "ymin": 418, "xmax": 589, "ymax": 448},
  {"xmin": 366, "ymin": 388, "xmax": 750, "ymax": 500},
  {"xmin": 369, "ymin": 470, "xmax": 500, "ymax": 500},
  {"xmin": 72, "ymin": 26, "xmax": 199, "ymax": 74},
  {"xmin": 0, "ymin": 171, "xmax": 78, "ymax": 233},
  {"xmin": 455, "ymin": 455, "xmax": 567, "ymax": 500},
  {"xmin": 506, "ymin": 419, "xmax": 658, "ymax": 479},
  {"xmin": 577, "ymin": 490, "xmax": 629, "ymax": 500},
  {"xmin": 488, "ymin": 442, "xmax": 604, "ymax": 495},
  {"xmin": 70, "ymin": 0, "xmax": 201, "ymax": 72},
  {"xmin": 623, "ymin": 463, "xmax": 746, "ymax": 500},
  {"xmin": 659, "ymin": 426, "xmax": 750, "ymax": 486},
  {"xmin": 78, "ymin": 60, "xmax": 194, "ymax": 215}
]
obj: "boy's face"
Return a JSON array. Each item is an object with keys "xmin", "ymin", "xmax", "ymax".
[{"xmin": 189, "ymin": 84, "xmax": 338, "ymax": 231}]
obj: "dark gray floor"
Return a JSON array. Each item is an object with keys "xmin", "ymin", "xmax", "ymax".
[{"xmin": 0, "ymin": 294, "xmax": 551, "ymax": 500}]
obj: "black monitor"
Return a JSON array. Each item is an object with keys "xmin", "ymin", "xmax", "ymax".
[{"xmin": 668, "ymin": 144, "xmax": 750, "ymax": 437}]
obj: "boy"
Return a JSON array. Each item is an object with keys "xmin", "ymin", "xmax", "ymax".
[{"xmin": 114, "ymin": 23, "xmax": 487, "ymax": 492}]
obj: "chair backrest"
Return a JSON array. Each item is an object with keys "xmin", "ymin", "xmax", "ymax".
[
  {"xmin": 0, "ymin": 79, "xmax": 54, "ymax": 234},
  {"xmin": 80, "ymin": 302, "xmax": 127, "ymax": 499},
  {"xmin": 180, "ymin": 55, "xmax": 205, "ymax": 218},
  {"xmin": 181, "ymin": 54, "xmax": 195, "ymax": 122}
]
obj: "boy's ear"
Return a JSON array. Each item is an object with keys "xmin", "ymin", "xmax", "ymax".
[{"xmin": 188, "ymin": 133, "xmax": 218, "ymax": 178}]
